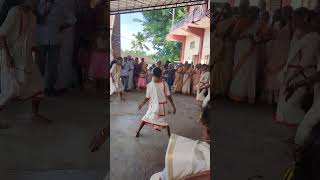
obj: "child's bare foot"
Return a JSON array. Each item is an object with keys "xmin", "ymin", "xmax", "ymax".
[
  {"xmin": 135, "ymin": 132, "xmax": 140, "ymax": 138},
  {"xmin": 154, "ymin": 127, "xmax": 161, "ymax": 131},
  {"xmin": 32, "ymin": 114, "xmax": 52, "ymax": 124}
]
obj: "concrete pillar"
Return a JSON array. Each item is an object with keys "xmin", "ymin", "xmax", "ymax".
[{"xmin": 112, "ymin": 14, "xmax": 121, "ymax": 58}]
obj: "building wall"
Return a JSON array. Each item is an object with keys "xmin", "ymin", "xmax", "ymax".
[
  {"xmin": 184, "ymin": 35, "xmax": 201, "ymax": 64},
  {"xmin": 201, "ymin": 27, "xmax": 210, "ymax": 64}
]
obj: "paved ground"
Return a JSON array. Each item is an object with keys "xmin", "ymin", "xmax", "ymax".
[
  {"xmin": 212, "ymin": 98, "xmax": 292, "ymax": 180},
  {"xmin": 0, "ymin": 90, "xmax": 108, "ymax": 180},
  {"xmin": 0, "ymin": 89, "xmax": 293, "ymax": 180},
  {"xmin": 110, "ymin": 91, "xmax": 203, "ymax": 180}
]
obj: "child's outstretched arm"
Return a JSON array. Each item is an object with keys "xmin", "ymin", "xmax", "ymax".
[
  {"xmin": 167, "ymin": 95, "xmax": 176, "ymax": 114},
  {"xmin": 138, "ymin": 98, "xmax": 150, "ymax": 110}
]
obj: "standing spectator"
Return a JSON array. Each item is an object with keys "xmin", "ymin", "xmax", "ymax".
[
  {"xmin": 121, "ymin": 57, "xmax": 130, "ymax": 91},
  {"xmin": 0, "ymin": 0, "xmax": 50, "ymax": 129},
  {"xmin": 133, "ymin": 57, "xmax": 141, "ymax": 88},
  {"xmin": 128, "ymin": 55, "xmax": 134, "ymax": 90},
  {"xmin": 37, "ymin": 0, "xmax": 72, "ymax": 96}
]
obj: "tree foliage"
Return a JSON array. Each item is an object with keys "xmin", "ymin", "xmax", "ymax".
[
  {"xmin": 131, "ymin": 32, "xmax": 150, "ymax": 52},
  {"xmin": 138, "ymin": 8, "xmax": 186, "ymax": 62},
  {"xmin": 123, "ymin": 49, "xmax": 147, "ymax": 56}
]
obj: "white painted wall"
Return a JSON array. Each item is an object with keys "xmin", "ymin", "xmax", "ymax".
[
  {"xmin": 184, "ymin": 35, "xmax": 200, "ymax": 64},
  {"xmin": 201, "ymin": 27, "xmax": 210, "ymax": 64}
]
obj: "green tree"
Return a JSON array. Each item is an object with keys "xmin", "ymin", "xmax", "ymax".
[
  {"xmin": 134, "ymin": 8, "xmax": 186, "ymax": 62},
  {"xmin": 131, "ymin": 32, "xmax": 150, "ymax": 53},
  {"xmin": 122, "ymin": 49, "xmax": 147, "ymax": 56}
]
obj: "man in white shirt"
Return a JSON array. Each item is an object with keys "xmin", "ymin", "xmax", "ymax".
[{"xmin": 37, "ymin": 0, "xmax": 73, "ymax": 96}]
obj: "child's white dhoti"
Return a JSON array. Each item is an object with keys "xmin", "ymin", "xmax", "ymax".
[{"xmin": 142, "ymin": 81, "xmax": 171, "ymax": 128}]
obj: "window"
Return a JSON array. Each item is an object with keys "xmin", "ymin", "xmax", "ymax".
[{"xmin": 190, "ymin": 41, "xmax": 195, "ymax": 49}]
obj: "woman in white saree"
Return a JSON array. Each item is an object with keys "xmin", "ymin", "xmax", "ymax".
[
  {"xmin": 0, "ymin": 0, "xmax": 48, "ymax": 129},
  {"xmin": 283, "ymin": 11, "xmax": 320, "ymax": 146},
  {"xmin": 228, "ymin": 7, "xmax": 268, "ymax": 104},
  {"xmin": 196, "ymin": 65, "xmax": 210, "ymax": 102},
  {"xmin": 181, "ymin": 63, "xmax": 192, "ymax": 95},
  {"xmin": 274, "ymin": 8, "xmax": 319, "ymax": 130}
]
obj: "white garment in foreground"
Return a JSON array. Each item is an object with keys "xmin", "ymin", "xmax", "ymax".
[
  {"xmin": 0, "ymin": 7, "xmax": 43, "ymax": 106},
  {"xmin": 142, "ymin": 80, "xmax": 171, "ymax": 127},
  {"xmin": 150, "ymin": 134, "xmax": 210, "ymax": 180}
]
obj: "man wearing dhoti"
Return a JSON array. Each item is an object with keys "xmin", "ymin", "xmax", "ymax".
[
  {"xmin": 181, "ymin": 63, "xmax": 192, "ymax": 95},
  {"xmin": 196, "ymin": 65, "xmax": 210, "ymax": 102},
  {"xmin": 228, "ymin": 6, "xmax": 268, "ymax": 104},
  {"xmin": 136, "ymin": 67, "xmax": 176, "ymax": 137},
  {"xmin": 150, "ymin": 102, "xmax": 211, "ymax": 180},
  {"xmin": 0, "ymin": 0, "xmax": 49, "ymax": 129},
  {"xmin": 110, "ymin": 57, "xmax": 125, "ymax": 100},
  {"xmin": 211, "ymin": 3, "xmax": 237, "ymax": 97},
  {"xmin": 275, "ymin": 8, "xmax": 319, "ymax": 141}
]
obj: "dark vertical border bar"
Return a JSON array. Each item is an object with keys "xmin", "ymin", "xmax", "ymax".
[
  {"xmin": 105, "ymin": 1, "xmax": 111, "ymax": 180},
  {"xmin": 209, "ymin": 0, "xmax": 214, "ymax": 179}
]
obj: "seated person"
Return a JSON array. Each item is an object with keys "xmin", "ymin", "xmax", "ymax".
[{"xmin": 150, "ymin": 101, "xmax": 212, "ymax": 180}]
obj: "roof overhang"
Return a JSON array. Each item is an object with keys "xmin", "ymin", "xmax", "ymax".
[{"xmin": 110, "ymin": 0, "xmax": 207, "ymax": 15}]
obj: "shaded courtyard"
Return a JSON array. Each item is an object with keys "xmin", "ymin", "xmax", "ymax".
[{"xmin": 0, "ymin": 90, "xmax": 108, "ymax": 180}]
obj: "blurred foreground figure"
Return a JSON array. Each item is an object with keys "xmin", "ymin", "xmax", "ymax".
[{"xmin": 0, "ymin": 0, "xmax": 49, "ymax": 129}]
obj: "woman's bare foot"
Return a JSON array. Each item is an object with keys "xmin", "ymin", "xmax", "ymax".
[{"xmin": 31, "ymin": 114, "xmax": 52, "ymax": 124}]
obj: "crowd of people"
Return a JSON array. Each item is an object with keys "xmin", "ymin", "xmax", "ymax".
[
  {"xmin": 110, "ymin": 55, "xmax": 211, "ymax": 108},
  {"xmin": 212, "ymin": 1, "xmax": 320, "ymax": 179}
]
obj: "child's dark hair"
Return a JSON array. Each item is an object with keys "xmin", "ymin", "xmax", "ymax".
[{"xmin": 153, "ymin": 67, "xmax": 162, "ymax": 78}]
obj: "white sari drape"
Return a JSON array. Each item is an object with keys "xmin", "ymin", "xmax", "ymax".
[
  {"xmin": 196, "ymin": 71, "xmax": 210, "ymax": 101},
  {"xmin": 275, "ymin": 32, "xmax": 320, "ymax": 126},
  {"xmin": 182, "ymin": 70, "xmax": 191, "ymax": 95},
  {"xmin": 229, "ymin": 22, "xmax": 260, "ymax": 103},
  {"xmin": 150, "ymin": 134, "xmax": 210, "ymax": 180}
]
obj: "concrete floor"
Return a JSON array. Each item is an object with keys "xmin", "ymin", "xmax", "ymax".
[
  {"xmin": 0, "ymin": 90, "xmax": 108, "ymax": 180},
  {"xmin": 110, "ymin": 92, "xmax": 203, "ymax": 180},
  {"xmin": 212, "ymin": 99, "xmax": 292, "ymax": 180},
  {"xmin": 0, "ymin": 89, "xmax": 292, "ymax": 180}
]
